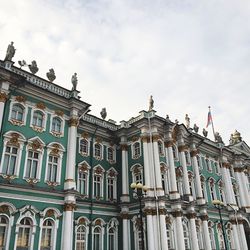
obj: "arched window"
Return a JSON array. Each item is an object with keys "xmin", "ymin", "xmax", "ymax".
[
  {"xmin": 218, "ymin": 181, "xmax": 225, "ymax": 203},
  {"xmin": 209, "ymin": 178, "xmax": 216, "ymax": 201},
  {"xmin": 93, "ymin": 227, "xmax": 102, "ymax": 250},
  {"xmin": 47, "ymin": 155, "xmax": 59, "ymax": 183},
  {"xmin": 196, "ymin": 226, "xmax": 204, "ymax": 249},
  {"xmin": 40, "ymin": 219, "xmax": 54, "ymax": 250},
  {"xmin": 0, "ymin": 215, "xmax": 8, "ymax": 249},
  {"xmin": 200, "ymin": 176, "xmax": 207, "ymax": 201},
  {"xmin": 32, "ymin": 111, "xmax": 44, "ymax": 127},
  {"xmin": 78, "ymin": 171, "xmax": 88, "ymax": 196},
  {"xmin": 188, "ymin": 171, "xmax": 195, "ymax": 198},
  {"xmin": 11, "ymin": 104, "xmax": 24, "ymax": 121},
  {"xmin": 79, "ymin": 139, "xmax": 88, "ymax": 155},
  {"xmin": 183, "ymin": 222, "xmax": 190, "ymax": 250},
  {"xmin": 108, "ymin": 228, "xmax": 115, "ymax": 250},
  {"xmin": 158, "ymin": 141, "xmax": 164, "ymax": 156},
  {"xmin": 172, "ymin": 145, "xmax": 178, "ymax": 161},
  {"xmin": 217, "ymin": 225, "xmax": 225, "ymax": 249},
  {"xmin": 107, "ymin": 168, "xmax": 117, "ymax": 201},
  {"xmin": 185, "ymin": 151, "xmax": 191, "ymax": 165},
  {"xmin": 206, "ymin": 158, "xmax": 212, "ymax": 172},
  {"xmin": 107, "ymin": 148, "xmax": 114, "ymax": 162},
  {"xmin": 51, "ymin": 117, "xmax": 62, "ymax": 133},
  {"xmin": 93, "ymin": 166, "xmax": 104, "ymax": 199},
  {"xmin": 94, "ymin": 144, "xmax": 102, "ymax": 159},
  {"xmin": 16, "ymin": 218, "xmax": 32, "ymax": 250},
  {"xmin": 208, "ymin": 225, "xmax": 216, "ymax": 250},
  {"xmin": 76, "ymin": 225, "xmax": 87, "ymax": 250},
  {"xmin": 226, "ymin": 224, "xmax": 234, "ymax": 250},
  {"xmin": 161, "ymin": 163, "xmax": 170, "ymax": 195},
  {"xmin": 25, "ymin": 150, "xmax": 39, "ymax": 179},
  {"xmin": 131, "ymin": 164, "xmax": 143, "ymax": 184},
  {"xmin": 132, "ymin": 142, "xmax": 141, "ymax": 159},
  {"xmin": 2, "ymin": 145, "xmax": 18, "ymax": 175},
  {"xmin": 196, "ymin": 155, "xmax": 202, "ymax": 169},
  {"xmin": 107, "ymin": 219, "xmax": 118, "ymax": 250}
]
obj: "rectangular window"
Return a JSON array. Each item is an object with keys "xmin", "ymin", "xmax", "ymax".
[
  {"xmin": 25, "ymin": 151, "xmax": 39, "ymax": 179},
  {"xmin": 47, "ymin": 156, "xmax": 58, "ymax": 182},
  {"xmin": 108, "ymin": 178, "xmax": 114, "ymax": 200},
  {"xmin": 2, "ymin": 146, "xmax": 18, "ymax": 175},
  {"xmin": 41, "ymin": 228, "xmax": 52, "ymax": 248},
  {"xmin": 78, "ymin": 172, "xmax": 87, "ymax": 195},
  {"xmin": 94, "ymin": 175, "xmax": 101, "ymax": 197}
]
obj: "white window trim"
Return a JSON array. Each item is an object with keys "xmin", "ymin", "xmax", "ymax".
[
  {"xmin": 79, "ymin": 138, "xmax": 90, "ymax": 156},
  {"xmin": 77, "ymin": 161, "xmax": 90, "ymax": 197},
  {"xmin": 92, "ymin": 219, "xmax": 105, "ymax": 250},
  {"xmin": 173, "ymin": 144, "xmax": 179, "ymax": 161},
  {"xmin": 106, "ymin": 146, "xmax": 116, "ymax": 164},
  {"xmin": 49, "ymin": 115, "xmax": 65, "ymax": 137},
  {"xmin": 8, "ymin": 101, "xmax": 28, "ymax": 126},
  {"xmin": 74, "ymin": 217, "xmax": 90, "ymax": 250},
  {"xmin": 107, "ymin": 219, "xmax": 119, "ymax": 250},
  {"xmin": 30, "ymin": 108, "xmax": 47, "ymax": 132},
  {"xmin": 23, "ymin": 137, "xmax": 45, "ymax": 183},
  {"xmin": 158, "ymin": 140, "xmax": 165, "ymax": 157},
  {"xmin": 93, "ymin": 142, "xmax": 104, "ymax": 161},
  {"xmin": 92, "ymin": 165, "xmax": 105, "ymax": 199},
  {"xmin": 0, "ymin": 214, "xmax": 12, "ymax": 250},
  {"xmin": 209, "ymin": 178, "xmax": 217, "ymax": 201},
  {"xmin": 106, "ymin": 168, "xmax": 118, "ymax": 201},
  {"xmin": 130, "ymin": 164, "xmax": 144, "ymax": 184},
  {"xmin": 0, "ymin": 131, "xmax": 25, "ymax": 178},
  {"xmin": 131, "ymin": 141, "xmax": 141, "ymax": 159},
  {"xmin": 44, "ymin": 143, "xmax": 65, "ymax": 185},
  {"xmin": 184, "ymin": 151, "xmax": 191, "ymax": 166}
]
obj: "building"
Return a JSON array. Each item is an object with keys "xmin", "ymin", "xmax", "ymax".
[{"xmin": 0, "ymin": 42, "xmax": 249, "ymax": 250}]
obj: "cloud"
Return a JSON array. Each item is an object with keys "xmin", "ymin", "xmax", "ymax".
[{"xmin": 0, "ymin": 0, "xmax": 250, "ymax": 143}]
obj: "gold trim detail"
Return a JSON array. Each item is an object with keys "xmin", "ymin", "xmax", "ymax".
[
  {"xmin": 36, "ymin": 102, "xmax": 46, "ymax": 110},
  {"xmin": 15, "ymin": 95, "xmax": 26, "ymax": 103},
  {"xmin": 64, "ymin": 203, "xmax": 76, "ymax": 211},
  {"xmin": 55, "ymin": 110, "xmax": 64, "ymax": 117},
  {"xmin": 186, "ymin": 213, "xmax": 196, "ymax": 219},
  {"xmin": 68, "ymin": 118, "xmax": 78, "ymax": 127},
  {"xmin": 172, "ymin": 210, "xmax": 183, "ymax": 217},
  {"xmin": 200, "ymin": 214, "xmax": 209, "ymax": 221},
  {"xmin": 0, "ymin": 92, "xmax": 8, "ymax": 102},
  {"xmin": 164, "ymin": 140, "xmax": 173, "ymax": 148},
  {"xmin": 121, "ymin": 144, "xmax": 128, "ymax": 151},
  {"xmin": 190, "ymin": 150, "xmax": 198, "ymax": 157}
]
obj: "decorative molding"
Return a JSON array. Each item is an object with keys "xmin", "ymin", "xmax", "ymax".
[
  {"xmin": 0, "ymin": 92, "xmax": 8, "ymax": 102},
  {"xmin": 0, "ymin": 205, "xmax": 9, "ymax": 213},
  {"xmin": 81, "ymin": 132, "xmax": 89, "ymax": 139},
  {"xmin": 36, "ymin": 102, "xmax": 46, "ymax": 110},
  {"xmin": 200, "ymin": 214, "xmax": 209, "ymax": 221},
  {"xmin": 15, "ymin": 95, "xmax": 26, "ymax": 103},
  {"xmin": 190, "ymin": 150, "xmax": 198, "ymax": 157},
  {"xmin": 55, "ymin": 110, "xmax": 64, "ymax": 117},
  {"xmin": 121, "ymin": 144, "xmax": 128, "ymax": 151},
  {"xmin": 68, "ymin": 117, "xmax": 78, "ymax": 127},
  {"xmin": 178, "ymin": 145, "xmax": 186, "ymax": 152},
  {"xmin": 186, "ymin": 212, "xmax": 196, "ymax": 219},
  {"xmin": 120, "ymin": 213, "xmax": 130, "ymax": 219},
  {"xmin": 222, "ymin": 162, "xmax": 231, "ymax": 169},
  {"xmin": 171, "ymin": 210, "xmax": 183, "ymax": 217},
  {"xmin": 164, "ymin": 140, "xmax": 173, "ymax": 148},
  {"xmin": 64, "ymin": 203, "xmax": 76, "ymax": 211},
  {"xmin": 234, "ymin": 167, "xmax": 244, "ymax": 173}
]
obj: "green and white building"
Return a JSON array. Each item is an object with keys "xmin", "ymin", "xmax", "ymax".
[{"xmin": 0, "ymin": 45, "xmax": 249, "ymax": 250}]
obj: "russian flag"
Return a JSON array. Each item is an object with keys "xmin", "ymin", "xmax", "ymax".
[{"xmin": 206, "ymin": 110, "xmax": 212, "ymax": 128}]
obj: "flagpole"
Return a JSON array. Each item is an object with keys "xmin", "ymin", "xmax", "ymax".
[{"xmin": 208, "ymin": 106, "xmax": 216, "ymax": 140}]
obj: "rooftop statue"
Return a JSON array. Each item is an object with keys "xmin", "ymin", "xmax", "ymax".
[
  {"xmin": 5, "ymin": 41, "xmax": 16, "ymax": 61},
  {"xmin": 29, "ymin": 60, "xmax": 39, "ymax": 74},
  {"xmin": 214, "ymin": 132, "xmax": 223, "ymax": 143},
  {"xmin": 149, "ymin": 95, "xmax": 154, "ymax": 111},
  {"xmin": 203, "ymin": 128, "xmax": 208, "ymax": 137},
  {"xmin": 71, "ymin": 73, "xmax": 78, "ymax": 90},
  {"xmin": 18, "ymin": 60, "xmax": 27, "ymax": 68},
  {"xmin": 185, "ymin": 114, "xmax": 190, "ymax": 128},
  {"xmin": 193, "ymin": 123, "xmax": 199, "ymax": 133},
  {"xmin": 100, "ymin": 108, "xmax": 107, "ymax": 120},
  {"xmin": 46, "ymin": 68, "xmax": 56, "ymax": 82}
]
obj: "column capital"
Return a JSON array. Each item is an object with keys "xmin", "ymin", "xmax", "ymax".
[
  {"xmin": 234, "ymin": 167, "xmax": 244, "ymax": 173},
  {"xmin": 141, "ymin": 135, "xmax": 150, "ymax": 143},
  {"xmin": 0, "ymin": 92, "xmax": 8, "ymax": 102},
  {"xmin": 120, "ymin": 144, "xmax": 128, "ymax": 151},
  {"xmin": 200, "ymin": 214, "xmax": 209, "ymax": 221},
  {"xmin": 68, "ymin": 117, "xmax": 79, "ymax": 127},
  {"xmin": 164, "ymin": 140, "xmax": 174, "ymax": 148},
  {"xmin": 190, "ymin": 149, "xmax": 198, "ymax": 157},
  {"xmin": 186, "ymin": 212, "xmax": 197, "ymax": 219},
  {"xmin": 172, "ymin": 210, "xmax": 183, "ymax": 217},
  {"xmin": 120, "ymin": 213, "xmax": 130, "ymax": 219},
  {"xmin": 152, "ymin": 134, "xmax": 161, "ymax": 142},
  {"xmin": 144, "ymin": 208, "xmax": 154, "ymax": 215},
  {"xmin": 64, "ymin": 203, "xmax": 76, "ymax": 211},
  {"xmin": 178, "ymin": 145, "xmax": 186, "ymax": 152},
  {"xmin": 222, "ymin": 162, "xmax": 231, "ymax": 169}
]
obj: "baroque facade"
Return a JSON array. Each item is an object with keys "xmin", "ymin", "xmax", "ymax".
[{"xmin": 0, "ymin": 45, "xmax": 250, "ymax": 250}]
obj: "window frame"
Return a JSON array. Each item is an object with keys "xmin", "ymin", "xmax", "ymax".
[
  {"xmin": 106, "ymin": 168, "xmax": 118, "ymax": 201},
  {"xmin": 9, "ymin": 102, "xmax": 27, "ymax": 126},
  {"xmin": 30, "ymin": 109, "xmax": 47, "ymax": 132},
  {"xmin": 79, "ymin": 138, "xmax": 89, "ymax": 156},
  {"xmin": 50, "ymin": 115, "xmax": 64, "ymax": 137},
  {"xmin": 131, "ymin": 141, "xmax": 141, "ymax": 159},
  {"xmin": 93, "ymin": 166, "xmax": 105, "ymax": 199}
]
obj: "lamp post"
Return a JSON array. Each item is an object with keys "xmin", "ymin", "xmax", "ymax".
[
  {"xmin": 130, "ymin": 182, "xmax": 148, "ymax": 250},
  {"xmin": 212, "ymin": 200, "xmax": 228, "ymax": 250}
]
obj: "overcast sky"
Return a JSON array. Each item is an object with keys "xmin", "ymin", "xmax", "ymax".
[{"xmin": 0, "ymin": 0, "xmax": 250, "ymax": 144}]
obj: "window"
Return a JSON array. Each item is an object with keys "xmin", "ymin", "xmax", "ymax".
[
  {"xmin": 185, "ymin": 151, "xmax": 191, "ymax": 165},
  {"xmin": 196, "ymin": 226, "xmax": 204, "ymax": 249},
  {"xmin": 132, "ymin": 142, "xmax": 141, "ymax": 159},
  {"xmin": 40, "ymin": 219, "xmax": 53, "ymax": 250},
  {"xmin": 206, "ymin": 158, "xmax": 212, "ymax": 172},
  {"xmin": 172, "ymin": 145, "xmax": 178, "ymax": 161},
  {"xmin": 51, "ymin": 117, "xmax": 62, "ymax": 133},
  {"xmin": 226, "ymin": 225, "xmax": 234, "ymax": 250},
  {"xmin": 166, "ymin": 224, "xmax": 175, "ymax": 249},
  {"xmin": 11, "ymin": 104, "xmax": 24, "ymax": 121},
  {"xmin": 188, "ymin": 172, "xmax": 195, "ymax": 198},
  {"xmin": 25, "ymin": 151, "xmax": 39, "ymax": 179},
  {"xmin": 76, "ymin": 226, "xmax": 87, "ymax": 250},
  {"xmin": 94, "ymin": 144, "xmax": 102, "ymax": 159},
  {"xmin": 200, "ymin": 176, "xmax": 207, "ymax": 200},
  {"xmin": 208, "ymin": 225, "xmax": 216, "ymax": 250},
  {"xmin": 78, "ymin": 172, "xmax": 88, "ymax": 196},
  {"xmin": 131, "ymin": 164, "xmax": 143, "ymax": 185},
  {"xmin": 107, "ymin": 147, "xmax": 115, "ymax": 162},
  {"xmin": 158, "ymin": 141, "xmax": 164, "ymax": 156},
  {"xmin": 108, "ymin": 228, "xmax": 115, "ymax": 250},
  {"xmin": 209, "ymin": 178, "xmax": 216, "ymax": 201},
  {"xmin": 16, "ymin": 218, "xmax": 32, "ymax": 250},
  {"xmin": 93, "ymin": 227, "xmax": 102, "ymax": 250},
  {"xmin": 218, "ymin": 181, "xmax": 225, "ymax": 203},
  {"xmin": 45, "ymin": 143, "xmax": 64, "ymax": 185},
  {"xmin": 93, "ymin": 166, "xmax": 104, "ymax": 199},
  {"xmin": 107, "ymin": 219, "xmax": 118, "ymax": 250},
  {"xmin": 217, "ymin": 226, "xmax": 225, "ymax": 249},
  {"xmin": 214, "ymin": 161, "xmax": 220, "ymax": 174},
  {"xmin": 233, "ymin": 184, "xmax": 241, "ymax": 207},
  {"xmin": 161, "ymin": 164, "xmax": 170, "ymax": 195},
  {"xmin": 79, "ymin": 139, "xmax": 88, "ymax": 155},
  {"xmin": 32, "ymin": 111, "xmax": 44, "ymax": 128},
  {"xmin": 132, "ymin": 216, "xmax": 145, "ymax": 250},
  {"xmin": 107, "ymin": 168, "xmax": 117, "ymax": 201},
  {"xmin": 0, "ymin": 216, "xmax": 8, "ymax": 250},
  {"xmin": 197, "ymin": 155, "xmax": 202, "ymax": 170},
  {"xmin": 47, "ymin": 155, "xmax": 58, "ymax": 183},
  {"xmin": 183, "ymin": 222, "xmax": 190, "ymax": 250},
  {"xmin": 2, "ymin": 146, "xmax": 18, "ymax": 175}
]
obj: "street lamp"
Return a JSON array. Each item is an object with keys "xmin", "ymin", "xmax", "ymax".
[
  {"xmin": 212, "ymin": 200, "xmax": 228, "ymax": 250},
  {"xmin": 130, "ymin": 182, "xmax": 148, "ymax": 250}
]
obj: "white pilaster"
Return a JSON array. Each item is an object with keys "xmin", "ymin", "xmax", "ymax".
[
  {"xmin": 0, "ymin": 81, "xmax": 10, "ymax": 131},
  {"xmin": 231, "ymin": 223, "xmax": 240, "ymax": 250},
  {"xmin": 238, "ymin": 222, "xmax": 248, "ymax": 250},
  {"xmin": 159, "ymin": 213, "xmax": 168, "ymax": 250},
  {"xmin": 188, "ymin": 215, "xmax": 199, "ymax": 250},
  {"xmin": 122, "ymin": 218, "xmax": 130, "ymax": 250},
  {"xmin": 121, "ymin": 144, "xmax": 129, "ymax": 202},
  {"xmin": 173, "ymin": 212, "xmax": 185, "ymax": 250},
  {"xmin": 201, "ymin": 216, "xmax": 212, "ymax": 250},
  {"xmin": 146, "ymin": 214, "xmax": 155, "ymax": 250},
  {"xmin": 62, "ymin": 208, "xmax": 74, "ymax": 250},
  {"xmin": 142, "ymin": 137, "xmax": 151, "ymax": 188},
  {"xmin": 234, "ymin": 170, "xmax": 247, "ymax": 207}
]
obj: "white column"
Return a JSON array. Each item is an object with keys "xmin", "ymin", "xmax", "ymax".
[
  {"xmin": 191, "ymin": 150, "xmax": 204, "ymax": 204},
  {"xmin": 0, "ymin": 87, "xmax": 9, "ymax": 131},
  {"xmin": 231, "ymin": 223, "xmax": 240, "ymax": 250},
  {"xmin": 146, "ymin": 214, "xmax": 155, "ymax": 250},
  {"xmin": 121, "ymin": 144, "xmax": 129, "ymax": 201},
  {"xmin": 62, "ymin": 206, "xmax": 74, "ymax": 250},
  {"xmin": 187, "ymin": 214, "xmax": 199, "ymax": 250},
  {"xmin": 234, "ymin": 170, "xmax": 247, "ymax": 207},
  {"xmin": 165, "ymin": 141, "xmax": 179, "ymax": 199},
  {"xmin": 152, "ymin": 215, "xmax": 159, "ymax": 250},
  {"xmin": 240, "ymin": 171, "xmax": 250, "ymax": 206},
  {"xmin": 201, "ymin": 216, "xmax": 212, "ymax": 250},
  {"xmin": 122, "ymin": 217, "xmax": 130, "ymax": 250},
  {"xmin": 142, "ymin": 137, "xmax": 151, "ymax": 188},
  {"xmin": 179, "ymin": 146, "xmax": 191, "ymax": 196},
  {"xmin": 173, "ymin": 212, "xmax": 185, "ymax": 250},
  {"xmin": 159, "ymin": 213, "xmax": 168, "ymax": 250},
  {"xmin": 64, "ymin": 116, "xmax": 78, "ymax": 190},
  {"xmin": 221, "ymin": 163, "xmax": 236, "ymax": 205},
  {"xmin": 238, "ymin": 221, "xmax": 248, "ymax": 250}
]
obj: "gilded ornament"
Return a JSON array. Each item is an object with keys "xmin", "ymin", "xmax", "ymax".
[
  {"xmin": 120, "ymin": 144, "xmax": 128, "ymax": 151},
  {"xmin": 200, "ymin": 214, "xmax": 209, "ymax": 221},
  {"xmin": 55, "ymin": 110, "xmax": 64, "ymax": 117},
  {"xmin": 15, "ymin": 95, "xmax": 26, "ymax": 103},
  {"xmin": 164, "ymin": 140, "xmax": 173, "ymax": 148},
  {"xmin": 0, "ymin": 205, "xmax": 9, "ymax": 213},
  {"xmin": 95, "ymin": 219, "xmax": 102, "ymax": 225},
  {"xmin": 172, "ymin": 210, "xmax": 183, "ymax": 217},
  {"xmin": 190, "ymin": 150, "xmax": 198, "ymax": 157},
  {"xmin": 95, "ymin": 166, "xmax": 103, "ymax": 175},
  {"xmin": 79, "ymin": 165, "xmax": 89, "ymax": 172},
  {"xmin": 68, "ymin": 117, "xmax": 79, "ymax": 127},
  {"xmin": 79, "ymin": 218, "xmax": 86, "ymax": 224},
  {"xmin": 120, "ymin": 213, "xmax": 129, "ymax": 219},
  {"xmin": 0, "ymin": 92, "xmax": 8, "ymax": 102},
  {"xmin": 96, "ymin": 137, "xmax": 102, "ymax": 143},
  {"xmin": 30, "ymin": 140, "xmax": 42, "ymax": 150},
  {"xmin": 186, "ymin": 212, "xmax": 196, "ymax": 219},
  {"xmin": 81, "ymin": 132, "xmax": 89, "ymax": 138},
  {"xmin": 64, "ymin": 203, "xmax": 76, "ymax": 211},
  {"xmin": 46, "ymin": 209, "xmax": 54, "ymax": 217},
  {"xmin": 36, "ymin": 102, "xmax": 46, "ymax": 110},
  {"xmin": 178, "ymin": 145, "xmax": 186, "ymax": 152},
  {"xmin": 132, "ymin": 136, "xmax": 139, "ymax": 142},
  {"xmin": 9, "ymin": 133, "xmax": 20, "ymax": 146}
]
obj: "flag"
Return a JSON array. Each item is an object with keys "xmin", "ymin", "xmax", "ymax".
[{"xmin": 206, "ymin": 110, "xmax": 212, "ymax": 128}]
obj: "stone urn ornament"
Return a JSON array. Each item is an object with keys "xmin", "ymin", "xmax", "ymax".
[{"xmin": 46, "ymin": 68, "xmax": 56, "ymax": 82}]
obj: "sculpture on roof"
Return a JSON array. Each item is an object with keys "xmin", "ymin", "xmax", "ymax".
[
  {"xmin": 29, "ymin": 60, "xmax": 39, "ymax": 74},
  {"xmin": 5, "ymin": 41, "xmax": 16, "ymax": 61},
  {"xmin": 46, "ymin": 68, "xmax": 56, "ymax": 82},
  {"xmin": 214, "ymin": 132, "xmax": 223, "ymax": 143},
  {"xmin": 18, "ymin": 60, "xmax": 27, "ymax": 68},
  {"xmin": 229, "ymin": 130, "xmax": 242, "ymax": 144},
  {"xmin": 193, "ymin": 123, "xmax": 199, "ymax": 133},
  {"xmin": 100, "ymin": 108, "xmax": 107, "ymax": 120},
  {"xmin": 185, "ymin": 114, "xmax": 190, "ymax": 128},
  {"xmin": 149, "ymin": 95, "xmax": 154, "ymax": 111},
  {"xmin": 71, "ymin": 73, "xmax": 78, "ymax": 90},
  {"xmin": 203, "ymin": 128, "xmax": 208, "ymax": 137}
]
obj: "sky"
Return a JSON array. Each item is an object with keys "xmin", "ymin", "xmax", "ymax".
[{"xmin": 0, "ymin": 0, "xmax": 250, "ymax": 144}]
